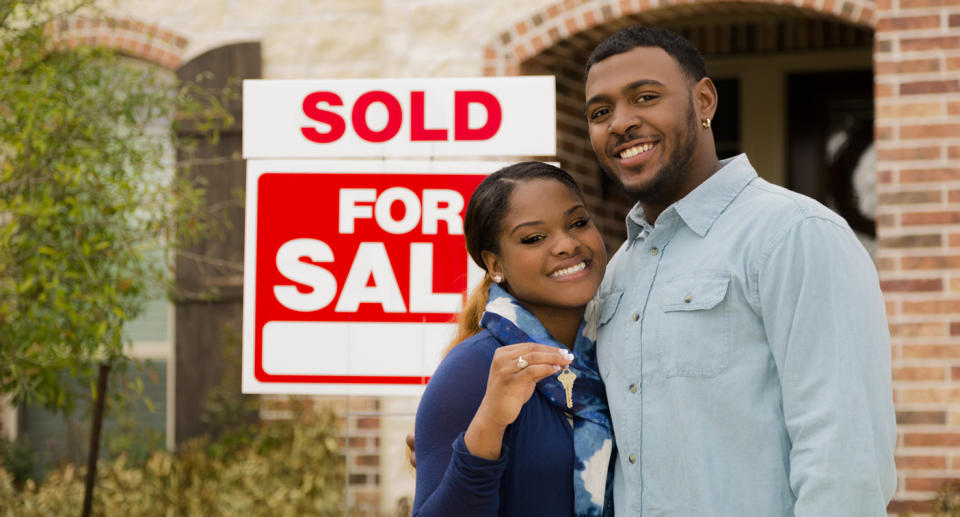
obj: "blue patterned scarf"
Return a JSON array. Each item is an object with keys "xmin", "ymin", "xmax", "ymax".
[{"xmin": 480, "ymin": 284, "xmax": 615, "ymax": 517}]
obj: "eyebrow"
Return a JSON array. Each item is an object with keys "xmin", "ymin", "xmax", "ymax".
[
  {"xmin": 509, "ymin": 204, "xmax": 586, "ymax": 235},
  {"xmin": 583, "ymin": 79, "xmax": 666, "ymax": 114}
]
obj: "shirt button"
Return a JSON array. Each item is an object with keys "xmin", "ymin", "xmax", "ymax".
[
  {"xmin": 629, "ymin": 384, "xmax": 638, "ymax": 393},
  {"xmin": 628, "ymin": 453, "xmax": 637, "ymax": 464},
  {"xmin": 649, "ymin": 247, "xmax": 659, "ymax": 256},
  {"xmin": 684, "ymin": 294, "xmax": 693, "ymax": 303},
  {"xmin": 631, "ymin": 312, "xmax": 639, "ymax": 322}
]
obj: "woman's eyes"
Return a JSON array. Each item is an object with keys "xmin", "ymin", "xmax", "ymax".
[{"xmin": 519, "ymin": 219, "xmax": 590, "ymax": 244}]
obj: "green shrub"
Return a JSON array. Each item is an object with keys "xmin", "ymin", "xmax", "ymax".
[
  {"xmin": 0, "ymin": 413, "xmax": 344, "ymax": 516},
  {"xmin": 0, "ymin": 438, "xmax": 35, "ymax": 488}
]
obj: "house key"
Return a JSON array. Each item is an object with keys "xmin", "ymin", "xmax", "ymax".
[{"xmin": 558, "ymin": 367, "xmax": 577, "ymax": 409}]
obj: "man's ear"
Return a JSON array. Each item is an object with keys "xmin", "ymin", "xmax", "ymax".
[
  {"xmin": 694, "ymin": 77, "xmax": 718, "ymax": 122},
  {"xmin": 481, "ymin": 250, "xmax": 502, "ymax": 279}
]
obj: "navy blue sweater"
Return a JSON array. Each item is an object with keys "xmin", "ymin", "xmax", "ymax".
[{"xmin": 413, "ymin": 329, "xmax": 575, "ymax": 516}]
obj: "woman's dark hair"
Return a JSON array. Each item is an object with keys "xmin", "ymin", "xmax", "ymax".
[
  {"xmin": 446, "ymin": 161, "xmax": 585, "ymax": 352},
  {"xmin": 584, "ymin": 25, "xmax": 707, "ymax": 84}
]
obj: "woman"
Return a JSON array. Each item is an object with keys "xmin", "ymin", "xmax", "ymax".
[{"xmin": 412, "ymin": 162, "xmax": 615, "ymax": 517}]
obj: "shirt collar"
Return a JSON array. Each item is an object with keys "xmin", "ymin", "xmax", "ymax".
[
  {"xmin": 625, "ymin": 154, "xmax": 757, "ymax": 241},
  {"xmin": 625, "ymin": 204, "xmax": 653, "ymax": 243}
]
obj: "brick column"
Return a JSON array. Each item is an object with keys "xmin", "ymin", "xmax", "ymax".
[{"xmin": 875, "ymin": 1, "xmax": 960, "ymax": 513}]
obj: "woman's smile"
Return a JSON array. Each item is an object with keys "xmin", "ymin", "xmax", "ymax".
[{"xmin": 548, "ymin": 258, "xmax": 592, "ymax": 280}]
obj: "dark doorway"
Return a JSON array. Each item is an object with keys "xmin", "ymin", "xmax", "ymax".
[
  {"xmin": 788, "ymin": 70, "xmax": 875, "ymax": 238},
  {"xmin": 712, "ymin": 78, "xmax": 741, "ymax": 160}
]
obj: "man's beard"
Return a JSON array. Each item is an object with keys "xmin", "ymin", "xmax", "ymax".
[{"xmin": 600, "ymin": 99, "xmax": 700, "ymax": 204}]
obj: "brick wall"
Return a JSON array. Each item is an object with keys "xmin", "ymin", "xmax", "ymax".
[
  {"xmin": 71, "ymin": 0, "xmax": 960, "ymax": 513},
  {"xmin": 876, "ymin": 0, "xmax": 960, "ymax": 511}
]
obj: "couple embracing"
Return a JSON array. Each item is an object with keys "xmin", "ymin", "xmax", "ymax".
[{"xmin": 412, "ymin": 26, "xmax": 896, "ymax": 517}]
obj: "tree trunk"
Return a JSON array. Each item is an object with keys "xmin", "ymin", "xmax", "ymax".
[{"xmin": 81, "ymin": 363, "xmax": 110, "ymax": 517}]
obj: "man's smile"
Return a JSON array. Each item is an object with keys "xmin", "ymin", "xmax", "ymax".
[
  {"xmin": 619, "ymin": 141, "xmax": 656, "ymax": 158},
  {"xmin": 612, "ymin": 139, "xmax": 660, "ymax": 167}
]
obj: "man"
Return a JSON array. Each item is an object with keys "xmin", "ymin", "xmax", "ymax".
[{"xmin": 585, "ymin": 26, "xmax": 896, "ymax": 515}]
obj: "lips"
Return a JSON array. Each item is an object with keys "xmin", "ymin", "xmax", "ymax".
[
  {"xmin": 613, "ymin": 139, "xmax": 659, "ymax": 160},
  {"xmin": 619, "ymin": 141, "xmax": 656, "ymax": 159},
  {"xmin": 549, "ymin": 258, "xmax": 590, "ymax": 279}
]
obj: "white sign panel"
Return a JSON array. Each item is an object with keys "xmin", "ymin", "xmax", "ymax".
[{"xmin": 243, "ymin": 77, "xmax": 556, "ymax": 158}]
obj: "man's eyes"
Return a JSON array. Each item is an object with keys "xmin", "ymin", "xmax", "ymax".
[
  {"xmin": 587, "ymin": 95, "xmax": 658, "ymax": 121},
  {"xmin": 588, "ymin": 107, "xmax": 609, "ymax": 121}
]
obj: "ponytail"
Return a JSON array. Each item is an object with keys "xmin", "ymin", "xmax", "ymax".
[{"xmin": 444, "ymin": 276, "xmax": 493, "ymax": 356}]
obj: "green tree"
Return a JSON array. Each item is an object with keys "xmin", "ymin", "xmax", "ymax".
[
  {"xmin": 0, "ymin": 1, "xmax": 232, "ymax": 509},
  {"xmin": 0, "ymin": 0, "xmax": 228, "ymax": 412}
]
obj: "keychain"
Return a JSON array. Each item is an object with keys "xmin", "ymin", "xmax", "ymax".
[{"xmin": 557, "ymin": 349, "xmax": 576, "ymax": 408}]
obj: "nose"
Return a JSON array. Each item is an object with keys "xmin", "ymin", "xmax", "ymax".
[
  {"xmin": 607, "ymin": 102, "xmax": 641, "ymax": 136},
  {"xmin": 552, "ymin": 231, "xmax": 581, "ymax": 256}
]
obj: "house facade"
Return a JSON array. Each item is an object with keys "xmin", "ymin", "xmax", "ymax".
[{"xmin": 2, "ymin": 0, "xmax": 958, "ymax": 514}]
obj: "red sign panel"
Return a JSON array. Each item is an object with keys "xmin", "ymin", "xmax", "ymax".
[{"xmin": 250, "ymin": 169, "xmax": 487, "ymax": 389}]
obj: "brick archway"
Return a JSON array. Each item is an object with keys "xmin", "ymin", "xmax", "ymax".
[
  {"xmin": 54, "ymin": 15, "xmax": 188, "ymax": 70},
  {"xmin": 484, "ymin": 0, "xmax": 875, "ymax": 75},
  {"xmin": 481, "ymin": 0, "xmax": 877, "ymax": 249}
]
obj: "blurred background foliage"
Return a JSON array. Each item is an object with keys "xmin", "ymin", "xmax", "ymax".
[
  {"xmin": 0, "ymin": 0, "xmax": 348, "ymax": 514},
  {"xmin": 0, "ymin": 411, "xmax": 345, "ymax": 516},
  {"xmin": 0, "ymin": 0, "xmax": 229, "ymax": 413}
]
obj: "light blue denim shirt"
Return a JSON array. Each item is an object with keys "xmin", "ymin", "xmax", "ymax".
[{"xmin": 596, "ymin": 154, "xmax": 897, "ymax": 516}]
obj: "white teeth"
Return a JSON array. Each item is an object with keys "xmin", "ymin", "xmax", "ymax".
[
  {"xmin": 619, "ymin": 142, "xmax": 654, "ymax": 159},
  {"xmin": 550, "ymin": 261, "xmax": 587, "ymax": 278}
]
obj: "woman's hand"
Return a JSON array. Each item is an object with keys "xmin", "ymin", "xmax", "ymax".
[{"xmin": 464, "ymin": 343, "xmax": 573, "ymax": 459}]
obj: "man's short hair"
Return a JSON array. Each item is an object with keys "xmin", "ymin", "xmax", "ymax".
[{"xmin": 585, "ymin": 26, "xmax": 708, "ymax": 83}]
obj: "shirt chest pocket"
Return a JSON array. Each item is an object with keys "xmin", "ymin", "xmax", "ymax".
[{"xmin": 657, "ymin": 272, "xmax": 731, "ymax": 378}]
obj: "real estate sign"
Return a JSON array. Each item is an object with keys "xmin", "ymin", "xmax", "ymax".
[{"xmin": 242, "ymin": 77, "xmax": 555, "ymax": 395}]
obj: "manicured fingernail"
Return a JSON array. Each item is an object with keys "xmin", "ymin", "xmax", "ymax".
[{"xmin": 553, "ymin": 365, "xmax": 562, "ymax": 371}]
